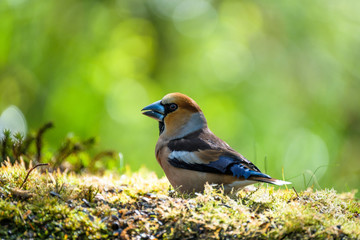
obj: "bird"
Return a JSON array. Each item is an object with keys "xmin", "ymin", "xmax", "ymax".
[{"xmin": 141, "ymin": 92, "xmax": 291, "ymax": 193}]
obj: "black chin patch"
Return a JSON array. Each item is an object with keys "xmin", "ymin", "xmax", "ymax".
[{"xmin": 159, "ymin": 122, "xmax": 165, "ymax": 135}]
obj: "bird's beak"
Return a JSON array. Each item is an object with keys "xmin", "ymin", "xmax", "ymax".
[{"xmin": 141, "ymin": 100, "xmax": 165, "ymax": 122}]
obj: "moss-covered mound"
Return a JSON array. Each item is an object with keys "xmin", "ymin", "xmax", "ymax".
[{"xmin": 1, "ymin": 161, "xmax": 359, "ymax": 239}]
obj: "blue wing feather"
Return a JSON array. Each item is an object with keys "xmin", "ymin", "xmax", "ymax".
[
  {"xmin": 229, "ymin": 164, "xmax": 270, "ymax": 179},
  {"xmin": 169, "ymin": 154, "xmax": 270, "ymax": 179}
]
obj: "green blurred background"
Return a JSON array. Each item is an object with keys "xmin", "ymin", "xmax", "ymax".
[{"xmin": 1, "ymin": 0, "xmax": 359, "ymax": 194}]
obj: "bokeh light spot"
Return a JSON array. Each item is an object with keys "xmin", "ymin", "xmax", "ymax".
[
  {"xmin": 172, "ymin": 0, "xmax": 218, "ymax": 38},
  {"xmin": 148, "ymin": 0, "xmax": 180, "ymax": 19},
  {"xmin": 0, "ymin": 105, "xmax": 27, "ymax": 139}
]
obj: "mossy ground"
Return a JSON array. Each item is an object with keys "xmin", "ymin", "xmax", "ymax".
[{"xmin": 1, "ymin": 160, "xmax": 359, "ymax": 240}]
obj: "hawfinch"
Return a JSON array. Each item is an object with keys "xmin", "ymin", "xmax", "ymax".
[{"xmin": 142, "ymin": 93, "xmax": 291, "ymax": 193}]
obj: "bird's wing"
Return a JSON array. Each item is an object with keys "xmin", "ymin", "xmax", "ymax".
[{"xmin": 167, "ymin": 129, "xmax": 271, "ymax": 180}]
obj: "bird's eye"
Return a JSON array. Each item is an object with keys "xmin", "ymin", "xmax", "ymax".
[{"xmin": 169, "ymin": 103, "xmax": 178, "ymax": 111}]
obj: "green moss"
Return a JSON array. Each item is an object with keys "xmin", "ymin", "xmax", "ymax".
[{"xmin": 1, "ymin": 161, "xmax": 359, "ymax": 239}]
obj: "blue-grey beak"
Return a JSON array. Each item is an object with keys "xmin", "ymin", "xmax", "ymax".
[{"xmin": 141, "ymin": 100, "xmax": 165, "ymax": 122}]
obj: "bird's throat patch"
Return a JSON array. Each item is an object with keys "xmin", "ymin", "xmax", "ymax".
[{"xmin": 159, "ymin": 122, "xmax": 165, "ymax": 135}]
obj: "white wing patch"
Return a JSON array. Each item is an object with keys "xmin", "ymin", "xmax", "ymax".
[{"xmin": 168, "ymin": 151, "xmax": 204, "ymax": 164}]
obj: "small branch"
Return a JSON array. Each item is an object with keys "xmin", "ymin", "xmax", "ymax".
[
  {"xmin": 292, "ymin": 187, "xmax": 300, "ymax": 199},
  {"xmin": 20, "ymin": 163, "xmax": 49, "ymax": 189},
  {"xmin": 90, "ymin": 151, "xmax": 116, "ymax": 169},
  {"xmin": 36, "ymin": 122, "xmax": 54, "ymax": 162},
  {"xmin": 1, "ymin": 129, "xmax": 11, "ymax": 161},
  {"xmin": 93, "ymin": 151, "xmax": 116, "ymax": 162},
  {"xmin": 21, "ymin": 135, "xmax": 35, "ymax": 155},
  {"xmin": 1, "ymin": 137, "xmax": 6, "ymax": 161}
]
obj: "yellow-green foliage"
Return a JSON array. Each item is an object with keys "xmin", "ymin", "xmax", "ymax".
[{"xmin": 1, "ymin": 161, "xmax": 359, "ymax": 239}]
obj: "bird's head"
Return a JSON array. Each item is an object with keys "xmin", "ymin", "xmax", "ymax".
[{"xmin": 142, "ymin": 93, "xmax": 207, "ymax": 139}]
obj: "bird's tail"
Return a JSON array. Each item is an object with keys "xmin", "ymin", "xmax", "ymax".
[{"xmin": 253, "ymin": 177, "xmax": 291, "ymax": 186}]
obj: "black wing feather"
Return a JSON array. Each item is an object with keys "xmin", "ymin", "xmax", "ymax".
[
  {"xmin": 168, "ymin": 128, "xmax": 262, "ymax": 172},
  {"xmin": 169, "ymin": 155, "xmax": 270, "ymax": 179}
]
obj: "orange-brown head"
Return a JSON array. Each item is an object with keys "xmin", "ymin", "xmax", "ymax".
[{"xmin": 142, "ymin": 93, "xmax": 207, "ymax": 139}]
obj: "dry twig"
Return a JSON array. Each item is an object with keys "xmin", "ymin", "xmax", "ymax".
[{"xmin": 20, "ymin": 163, "xmax": 49, "ymax": 189}]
